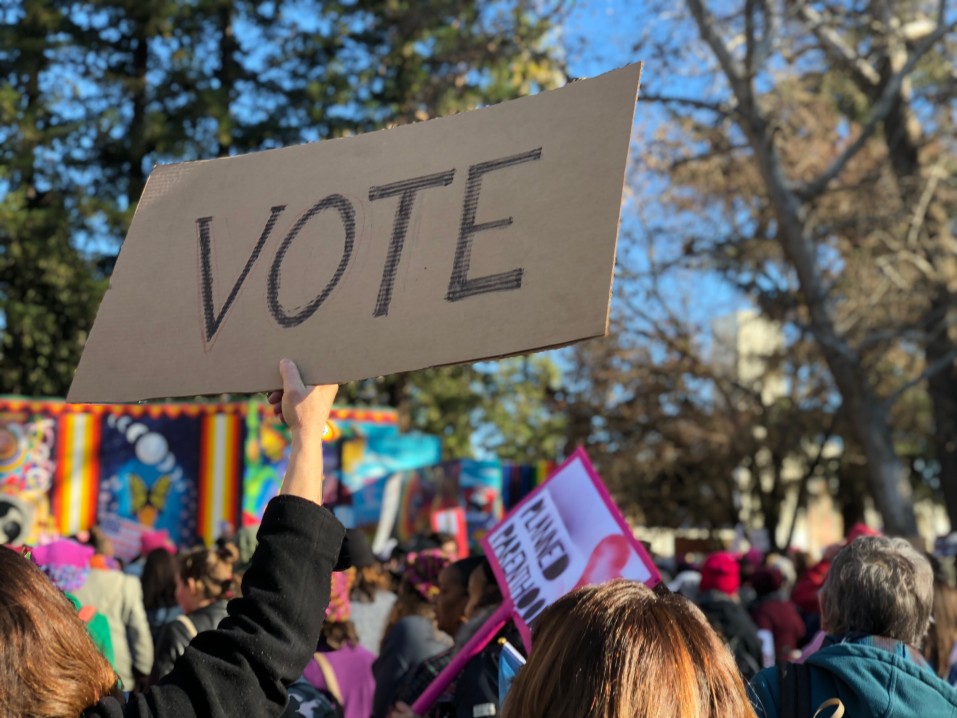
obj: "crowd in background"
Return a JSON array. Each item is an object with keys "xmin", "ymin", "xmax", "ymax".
[{"xmin": 15, "ymin": 508, "xmax": 957, "ymax": 718}]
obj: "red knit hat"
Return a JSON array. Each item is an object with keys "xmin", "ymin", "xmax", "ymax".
[
  {"xmin": 699, "ymin": 552, "xmax": 741, "ymax": 595},
  {"xmin": 846, "ymin": 523, "xmax": 880, "ymax": 544}
]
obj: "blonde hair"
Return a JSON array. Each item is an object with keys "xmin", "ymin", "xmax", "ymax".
[{"xmin": 502, "ymin": 580, "xmax": 756, "ymax": 718}]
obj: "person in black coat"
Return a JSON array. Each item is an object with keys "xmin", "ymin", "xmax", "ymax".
[
  {"xmin": 0, "ymin": 359, "xmax": 346, "ymax": 718},
  {"xmin": 695, "ymin": 551, "xmax": 763, "ymax": 678}
]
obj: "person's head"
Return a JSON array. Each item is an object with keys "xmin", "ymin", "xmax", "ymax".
[
  {"xmin": 141, "ymin": 548, "xmax": 179, "ymax": 611},
  {"xmin": 465, "ymin": 557, "xmax": 503, "ymax": 619},
  {"xmin": 176, "ymin": 545, "xmax": 238, "ymax": 614},
  {"xmin": 0, "ymin": 547, "xmax": 118, "ymax": 717},
  {"xmin": 751, "ymin": 566, "xmax": 784, "ymax": 599},
  {"xmin": 698, "ymin": 552, "xmax": 741, "ymax": 597},
  {"xmin": 140, "ymin": 529, "xmax": 176, "ymax": 558},
  {"xmin": 31, "ymin": 538, "xmax": 95, "ymax": 593},
  {"xmin": 819, "ymin": 536, "xmax": 933, "ymax": 646},
  {"xmin": 322, "ymin": 570, "xmax": 359, "ymax": 650},
  {"xmin": 382, "ymin": 550, "xmax": 450, "ymax": 647},
  {"xmin": 429, "ymin": 531, "xmax": 460, "ymax": 560},
  {"xmin": 435, "ymin": 556, "xmax": 484, "ymax": 636},
  {"xmin": 501, "ymin": 580, "xmax": 756, "ymax": 718},
  {"xmin": 925, "ymin": 580, "xmax": 957, "ymax": 678},
  {"xmin": 88, "ymin": 525, "xmax": 114, "ymax": 558},
  {"xmin": 401, "ymin": 549, "xmax": 450, "ymax": 603}
]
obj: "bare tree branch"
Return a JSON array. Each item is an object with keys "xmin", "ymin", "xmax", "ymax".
[
  {"xmin": 798, "ymin": 15, "xmax": 957, "ymax": 201},
  {"xmin": 792, "ymin": 1, "xmax": 881, "ymax": 87},
  {"xmin": 638, "ymin": 93, "xmax": 736, "ymax": 116},
  {"xmin": 906, "ymin": 162, "xmax": 946, "ymax": 247},
  {"xmin": 883, "ymin": 344, "xmax": 957, "ymax": 410},
  {"xmin": 686, "ymin": 0, "xmax": 750, "ymax": 104},
  {"xmin": 784, "ymin": 413, "xmax": 837, "ymax": 549}
]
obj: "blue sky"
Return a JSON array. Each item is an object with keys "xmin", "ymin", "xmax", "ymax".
[{"xmin": 560, "ymin": 1, "xmax": 749, "ymax": 336}]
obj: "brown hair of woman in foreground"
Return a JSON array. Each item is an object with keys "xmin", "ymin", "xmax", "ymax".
[
  {"xmin": 501, "ymin": 579, "xmax": 757, "ymax": 718},
  {"xmin": 0, "ymin": 546, "xmax": 117, "ymax": 718}
]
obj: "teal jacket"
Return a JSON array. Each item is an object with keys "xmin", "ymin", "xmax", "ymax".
[{"xmin": 749, "ymin": 637, "xmax": 957, "ymax": 718}]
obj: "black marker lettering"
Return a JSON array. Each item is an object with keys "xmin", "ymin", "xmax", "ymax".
[
  {"xmin": 369, "ymin": 169, "xmax": 455, "ymax": 317},
  {"xmin": 521, "ymin": 598, "xmax": 546, "ymax": 624},
  {"xmin": 267, "ymin": 194, "xmax": 355, "ymax": 328},
  {"xmin": 446, "ymin": 148, "xmax": 542, "ymax": 302},
  {"xmin": 198, "ymin": 205, "xmax": 286, "ymax": 345}
]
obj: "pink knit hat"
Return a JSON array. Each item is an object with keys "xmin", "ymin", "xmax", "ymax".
[
  {"xmin": 140, "ymin": 529, "xmax": 176, "ymax": 556},
  {"xmin": 31, "ymin": 539, "xmax": 95, "ymax": 592},
  {"xmin": 699, "ymin": 552, "xmax": 741, "ymax": 595}
]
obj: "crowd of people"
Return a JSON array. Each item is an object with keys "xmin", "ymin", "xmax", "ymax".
[{"xmin": 4, "ymin": 361, "xmax": 957, "ymax": 718}]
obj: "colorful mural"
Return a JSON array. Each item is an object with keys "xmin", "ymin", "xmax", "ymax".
[
  {"xmin": 0, "ymin": 397, "xmax": 554, "ymax": 553},
  {"xmin": 0, "ymin": 406, "xmax": 59, "ymax": 544},
  {"xmin": 241, "ymin": 404, "xmax": 399, "ymax": 526}
]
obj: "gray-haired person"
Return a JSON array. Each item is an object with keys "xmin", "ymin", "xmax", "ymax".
[{"xmin": 750, "ymin": 536, "xmax": 957, "ymax": 717}]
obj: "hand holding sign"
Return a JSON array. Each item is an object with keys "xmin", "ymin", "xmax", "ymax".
[{"xmin": 264, "ymin": 359, "xmax": 338, "ymax": 506}]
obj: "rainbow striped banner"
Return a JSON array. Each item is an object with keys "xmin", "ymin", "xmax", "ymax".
[
  {"xmin": 197, "ymin": 413, "xmax": 243, "ymax": 546},
  {"xmin": 1, "ymin": 397, "xmax": 416, "ymax": 548},
  {"xmin": 51, "ymin": 412, "xmax": 101, "ymax": 535}
]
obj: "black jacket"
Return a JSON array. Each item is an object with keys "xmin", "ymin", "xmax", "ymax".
[
  {"xmin": 83, "ymin": 495, "xmax": 345, "ymax": 718},
  {"xmin": 697, "ymin": 590, "xmax": 763, "ymax": 677},
  {"xmin": 150, "ymin": 600, "xmax": 229, "ymax": 683}
]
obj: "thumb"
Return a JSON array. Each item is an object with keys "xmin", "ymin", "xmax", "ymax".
[{"xmin": 279, "ymin": 358, "xmax": 306, "ymax": 395}]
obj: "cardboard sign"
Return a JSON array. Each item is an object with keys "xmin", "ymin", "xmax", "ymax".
[
  {"xmin": 481, "ymin": 448, "xmax": 660, "ymax": 635},
  {"xmin": 68, "ymin": 64, "xmax": 642, "ymax": 402}
]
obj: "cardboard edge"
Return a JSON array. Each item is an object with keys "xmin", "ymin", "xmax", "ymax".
[{"xmin": 66, "ymin": 330, "xmax": 611, "ymax": 405}]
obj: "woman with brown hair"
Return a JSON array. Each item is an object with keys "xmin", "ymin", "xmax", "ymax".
[
  {"xmin": 0, "ymin": 359, "xmax": 346, "ymax": 718},
  {"xmin": 372, "ymin": 550, "xmax": 452, "ymax": 718},
  {"xmin": 148, "ymin": 544, "xmax": 239, "ymax": 682},
  {"xmin": 502, "ymin": 579, "xmax": 757, "ymax": 718},
  {"xmin": 0, "ymin": 546, "xmax": 120, "ymax": 717},
  {"xmin": 348, "ymin": 527, "xmax": 398, "ymax": 654}
]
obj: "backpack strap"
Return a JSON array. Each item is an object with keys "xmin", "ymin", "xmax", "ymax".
[
  {"xmin": 313, "ymin": 652, "xmax": 343, "ymax": 706},
  {"xmin": 175, "ymin": 614, "xmax": 199, "ymax": 639},
  {"xmin": 78, "ymin": 605, "xmax": 97, "ymax": 624},
  {"xmin": 812, "ymin": 698, "xmax": 845, "ymax": 718},
  {"xmin": 779, "ymin": 662, "xmax": 812, "ymax": 718}
]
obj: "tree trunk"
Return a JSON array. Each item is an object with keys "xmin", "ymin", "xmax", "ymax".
[
  {"xmin": 926, "ymin": 296, "xmax": 957, "ymax": 526},
  {"xmin": 752, "ymin": 129, "xmax": 918, "ymax": 537},
  {"xmin": 686, "ymin": 0, "xmax": 919, "ymax": 537}
]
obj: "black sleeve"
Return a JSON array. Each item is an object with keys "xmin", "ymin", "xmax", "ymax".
[{"xmin": 83, "ymin": 495, "xmax": 345, "ymax": 718}]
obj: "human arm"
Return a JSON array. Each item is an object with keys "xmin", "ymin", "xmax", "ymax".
[
  {"xmin": 83, "ymin": 360, "xmax": 343, "ymax": 718},
  {"xmin": 269, "ymin": 357, "xmax": 337, "ymax": 504}
]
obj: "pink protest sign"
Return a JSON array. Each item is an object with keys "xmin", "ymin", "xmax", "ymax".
[
  {"xmin": 412, "ymin": 449, "xmax": 660, "ymax": 715},
  {"xmin": 481, "ymin": 448, "xmax": 660, "ymax": 636}
]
